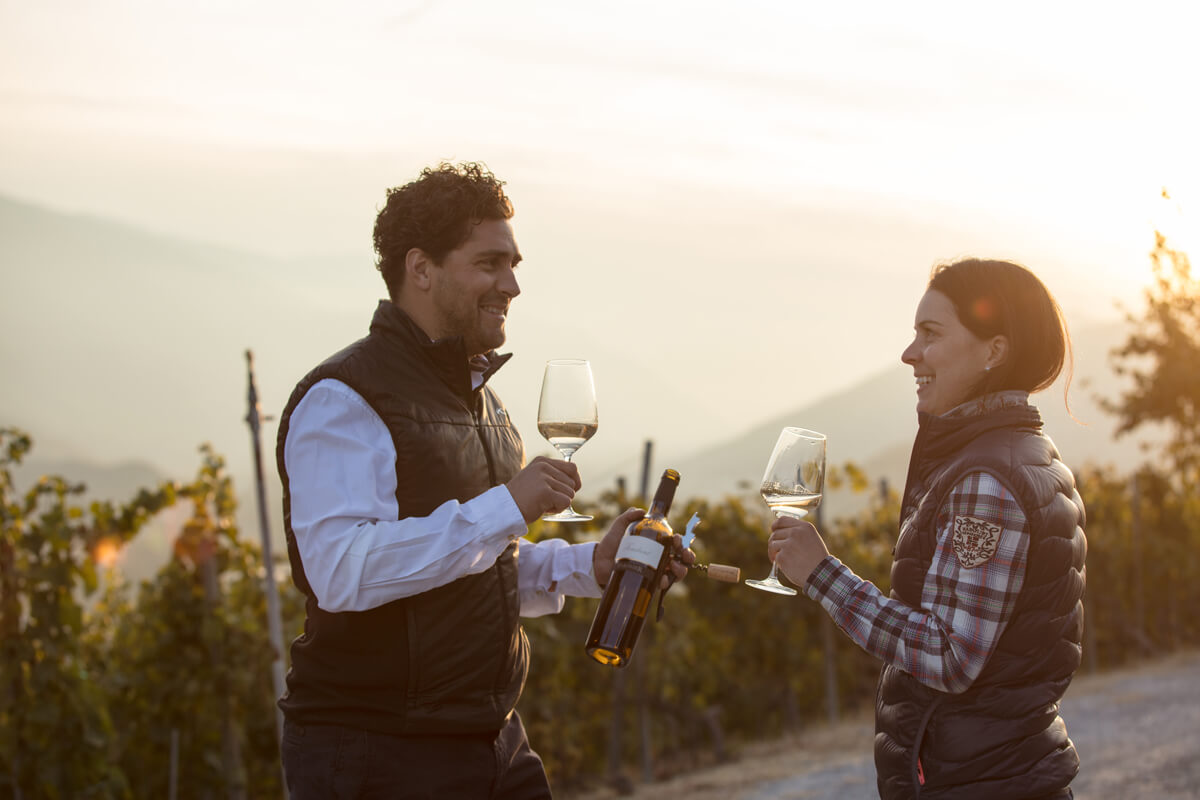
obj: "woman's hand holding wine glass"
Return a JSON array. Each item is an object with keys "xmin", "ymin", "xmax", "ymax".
[
  {"xmin": 767, "ymin": 515, "xmax": 830, "ymax": 589},
  {"xmin": 746, "ymin": 427, "xmax": 827, "ymax": 595}
]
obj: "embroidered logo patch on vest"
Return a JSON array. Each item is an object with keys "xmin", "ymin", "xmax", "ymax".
[{"xmin": 952, "ymin": 515, "xmax": 1002, "ymax": 569}]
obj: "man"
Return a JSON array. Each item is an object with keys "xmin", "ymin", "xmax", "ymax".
[{"xmin": 275, "ymin": 162, "xmax": 687, "ymax": 798}]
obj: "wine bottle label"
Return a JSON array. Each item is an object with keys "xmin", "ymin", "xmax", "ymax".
[{"xmin": 615, "ymin": 535, "xmax": 665, "ymax": 569}]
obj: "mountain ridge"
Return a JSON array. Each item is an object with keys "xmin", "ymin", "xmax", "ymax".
[
  {"xmin": 595, "ymin": 319, "xmax": 1161, "ymax": 516},
  {"xmin": 3, "ymin": 190, "xmax": 1160, "ymax": 547}
]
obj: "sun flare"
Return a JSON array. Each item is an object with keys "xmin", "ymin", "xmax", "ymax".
[{"xmin": 93, "ymin": 537, "xmax": 122, "ymax": 569}]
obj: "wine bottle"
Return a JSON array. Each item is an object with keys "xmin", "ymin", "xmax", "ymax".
[{"xmin": 585, "ymin": 468, "xmax": 681, "ymax": 667}]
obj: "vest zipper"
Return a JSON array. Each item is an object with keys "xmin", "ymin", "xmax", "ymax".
[
  {"xmin": 910, "ymin": 695, "xmax": 943, "ymax": 799},
  {"xmin": 493, "ymin": 541, "xmax": 513, "ymax": 700},
  {"xmin": 405, "ymin": 605, "xmax": 419, "ymax": 726},
  {"xmin": 472, "ymin": 397, "xmax": 499, "ymax": 486},
  {"xmin": 473, "ymin": 394, "xmax": 512, "ymax": 704}
]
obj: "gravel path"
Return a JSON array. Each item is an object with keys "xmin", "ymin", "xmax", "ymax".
[
  {"xmin": 747, "ymin": 650, "xmax": 1200, "ymax": 799},
  {"xmin": 569, "ymin": 650, "xmax": 1200, "ymax": 800},
  {"xmin": 1057, "ymin": 651, "xmax": 1200, "ymax": 799}
]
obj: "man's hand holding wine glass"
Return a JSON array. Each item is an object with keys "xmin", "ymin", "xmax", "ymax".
[
  {"xmin": 766, "ymin": 516, "xmax": 830, "ymax": 590},
  {"xmin": 505, "ymin": 455, "xmax": 583, "ymax": 524},
  {"xmin": 537, "ymin": 359, "xmax": 599, "ymax": 522}
]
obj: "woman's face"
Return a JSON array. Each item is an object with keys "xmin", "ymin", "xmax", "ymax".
[{"xmin": 900, "ymin": 289, "xmax": 995, "ymax": 416}]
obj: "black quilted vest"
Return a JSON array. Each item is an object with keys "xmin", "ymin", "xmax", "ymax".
[
  {"xmin": 875, "ymin": 397, "xmax": 1086, "ymax": 800},
  {"xmin": 275, "ymin": 300, "xmax": 528, "ymax": 735}
]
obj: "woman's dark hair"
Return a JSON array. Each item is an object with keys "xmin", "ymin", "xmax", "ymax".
[
  {"xmin": 373, "ymin": 162, "xmax": 514, "ymax": 300},
  {"xmin": 928, "ymin": 258, "xmax": 1073, "ymax": 405}
]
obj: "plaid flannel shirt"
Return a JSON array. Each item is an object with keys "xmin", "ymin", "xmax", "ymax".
[{"xmin": 806, "ymin": 471, "xmax": 1030, "ymax": 693}]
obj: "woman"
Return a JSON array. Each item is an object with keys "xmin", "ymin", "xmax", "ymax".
[{"xmin": 770, "ymin": 258, "xmax": 1085, "ymax": 800}]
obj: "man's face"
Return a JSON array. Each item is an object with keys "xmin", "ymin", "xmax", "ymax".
[{"xmin": 428, "ymin": 218, "xmax": 521, "ymax": 357}]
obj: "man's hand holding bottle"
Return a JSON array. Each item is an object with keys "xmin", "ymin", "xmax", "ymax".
[{"xmin": 593, "ymin": 508, "xmax": 695, "ymax": 590}]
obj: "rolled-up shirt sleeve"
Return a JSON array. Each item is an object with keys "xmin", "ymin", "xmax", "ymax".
[{"xmin": 284, "ymin": 378, "xmax": 601, "ymax": 615}]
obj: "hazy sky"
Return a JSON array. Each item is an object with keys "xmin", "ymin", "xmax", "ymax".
[{"xmin": 2, "ymin": 0, "xmax": 1198, "ymax": 488}]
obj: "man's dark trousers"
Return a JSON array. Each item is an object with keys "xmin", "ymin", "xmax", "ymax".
[{"xmin": 281, "ymin": 711, "xmax": 551, "ymax": 799}]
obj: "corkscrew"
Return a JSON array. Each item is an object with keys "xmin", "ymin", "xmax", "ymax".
[
  {"xmin": 681, "ymin": 512, "xmax": 701, "ymax": 549},
  {"xmin": 681, "ymin": 513, "xmax": 741, "ymax": 583},
  {"xmin": 657, "ymin": 514, "xmax": 741, "ymax": 622}
]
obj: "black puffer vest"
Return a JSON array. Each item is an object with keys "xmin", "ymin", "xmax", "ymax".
[
  {"xmin": 276, "ymin": 301, "xmax": 527, "ymax": 735},
  {"xmin": 876, "ymin": 396, "xmax": 1086, "ymax": 800}
]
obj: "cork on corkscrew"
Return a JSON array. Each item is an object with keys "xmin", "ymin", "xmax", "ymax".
[{"xmin": 680, "ymin": 513, "xmax": 741, "ymax": 583}]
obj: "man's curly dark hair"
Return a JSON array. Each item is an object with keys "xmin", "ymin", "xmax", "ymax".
[{"xmin": 373, "ymin": 162, "xmax": 514, "ymax": 300}]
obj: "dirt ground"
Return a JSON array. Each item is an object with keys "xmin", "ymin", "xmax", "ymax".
[{"xmin": 563, "ymin": 650, "xmax": 1200, "ymax": 800}]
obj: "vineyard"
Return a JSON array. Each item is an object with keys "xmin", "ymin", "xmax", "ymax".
[
  {"xmin": 2, "ymin": 431, "xmax": 1197, "ymax": 798},
  {"xmin": 2, "ymin": 235, "xmax": 1196, "ymax": 798}
]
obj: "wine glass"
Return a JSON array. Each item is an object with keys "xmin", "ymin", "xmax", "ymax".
[
  {"xmin": 745, "ymin": 427, "xmax": 826, "ymax": 595},
  {"xmin": 536, "ymin": 359, "xmax": 598, "ymax": 522}
]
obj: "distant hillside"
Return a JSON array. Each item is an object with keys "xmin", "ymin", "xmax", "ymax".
[
  {"xmin": 608, "ymin": 319, "xmax": 1166, "ymax": 516},
  {"xmin": 0, "ymin": 192, "xmax": 380, "ymax": 582},
  {"xmin": 0, "ymin": 192, "xmax": 719, "ymax": 491},
  {"xmin": 3, "ymin": 191, "xmax": 1162, "ymax": 544},
  {"xmin": 0, "ymin": 193, "xmax": 376, "ymax": 474}
]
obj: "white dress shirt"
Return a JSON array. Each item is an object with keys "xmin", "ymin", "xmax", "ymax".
[{"xmin": 283, "ymin": 377, "xmax": 601, "ymax": 617}]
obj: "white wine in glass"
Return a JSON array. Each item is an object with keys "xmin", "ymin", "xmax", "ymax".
[
  {"xmin": 537, "ymin": 359, "xmax": 598, "ymax": 522},
  {"xmin": 760, "ymin": 484, "xmax": 822, "ymax": 519},
  {"xmin": 746, "ymin": 427, "xmax": 826, "ymax": 595}
]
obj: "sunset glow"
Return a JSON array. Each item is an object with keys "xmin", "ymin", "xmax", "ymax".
[
  {"xmin": 92, "ymin": 536, "xmax": 122, "ymax": 569},
  {"xmin": 2, "ymin": 0, "xmax": 1198, "ymax": 480}
]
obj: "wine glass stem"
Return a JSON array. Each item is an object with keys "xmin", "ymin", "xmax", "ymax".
[{"xmin": 768, "ymin": 510, "xmax": 786, "ymax": 581}]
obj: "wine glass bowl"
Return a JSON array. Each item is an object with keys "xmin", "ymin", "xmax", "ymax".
[
  {"xmin": 746, "ymin": 427, "xmax": 826, "ymax": 595},
  {"xmin": 537, "ymin": 359, "xmax": 598, "ymax": 522}
]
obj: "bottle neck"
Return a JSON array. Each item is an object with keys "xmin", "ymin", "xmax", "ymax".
[
  {"xmin": 648, "ymin": 478, "xmax": 677, "ymax": 519},
  {"xmin": 644, "ymin": 469, "xmax": 679, "ymax": 522}
]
